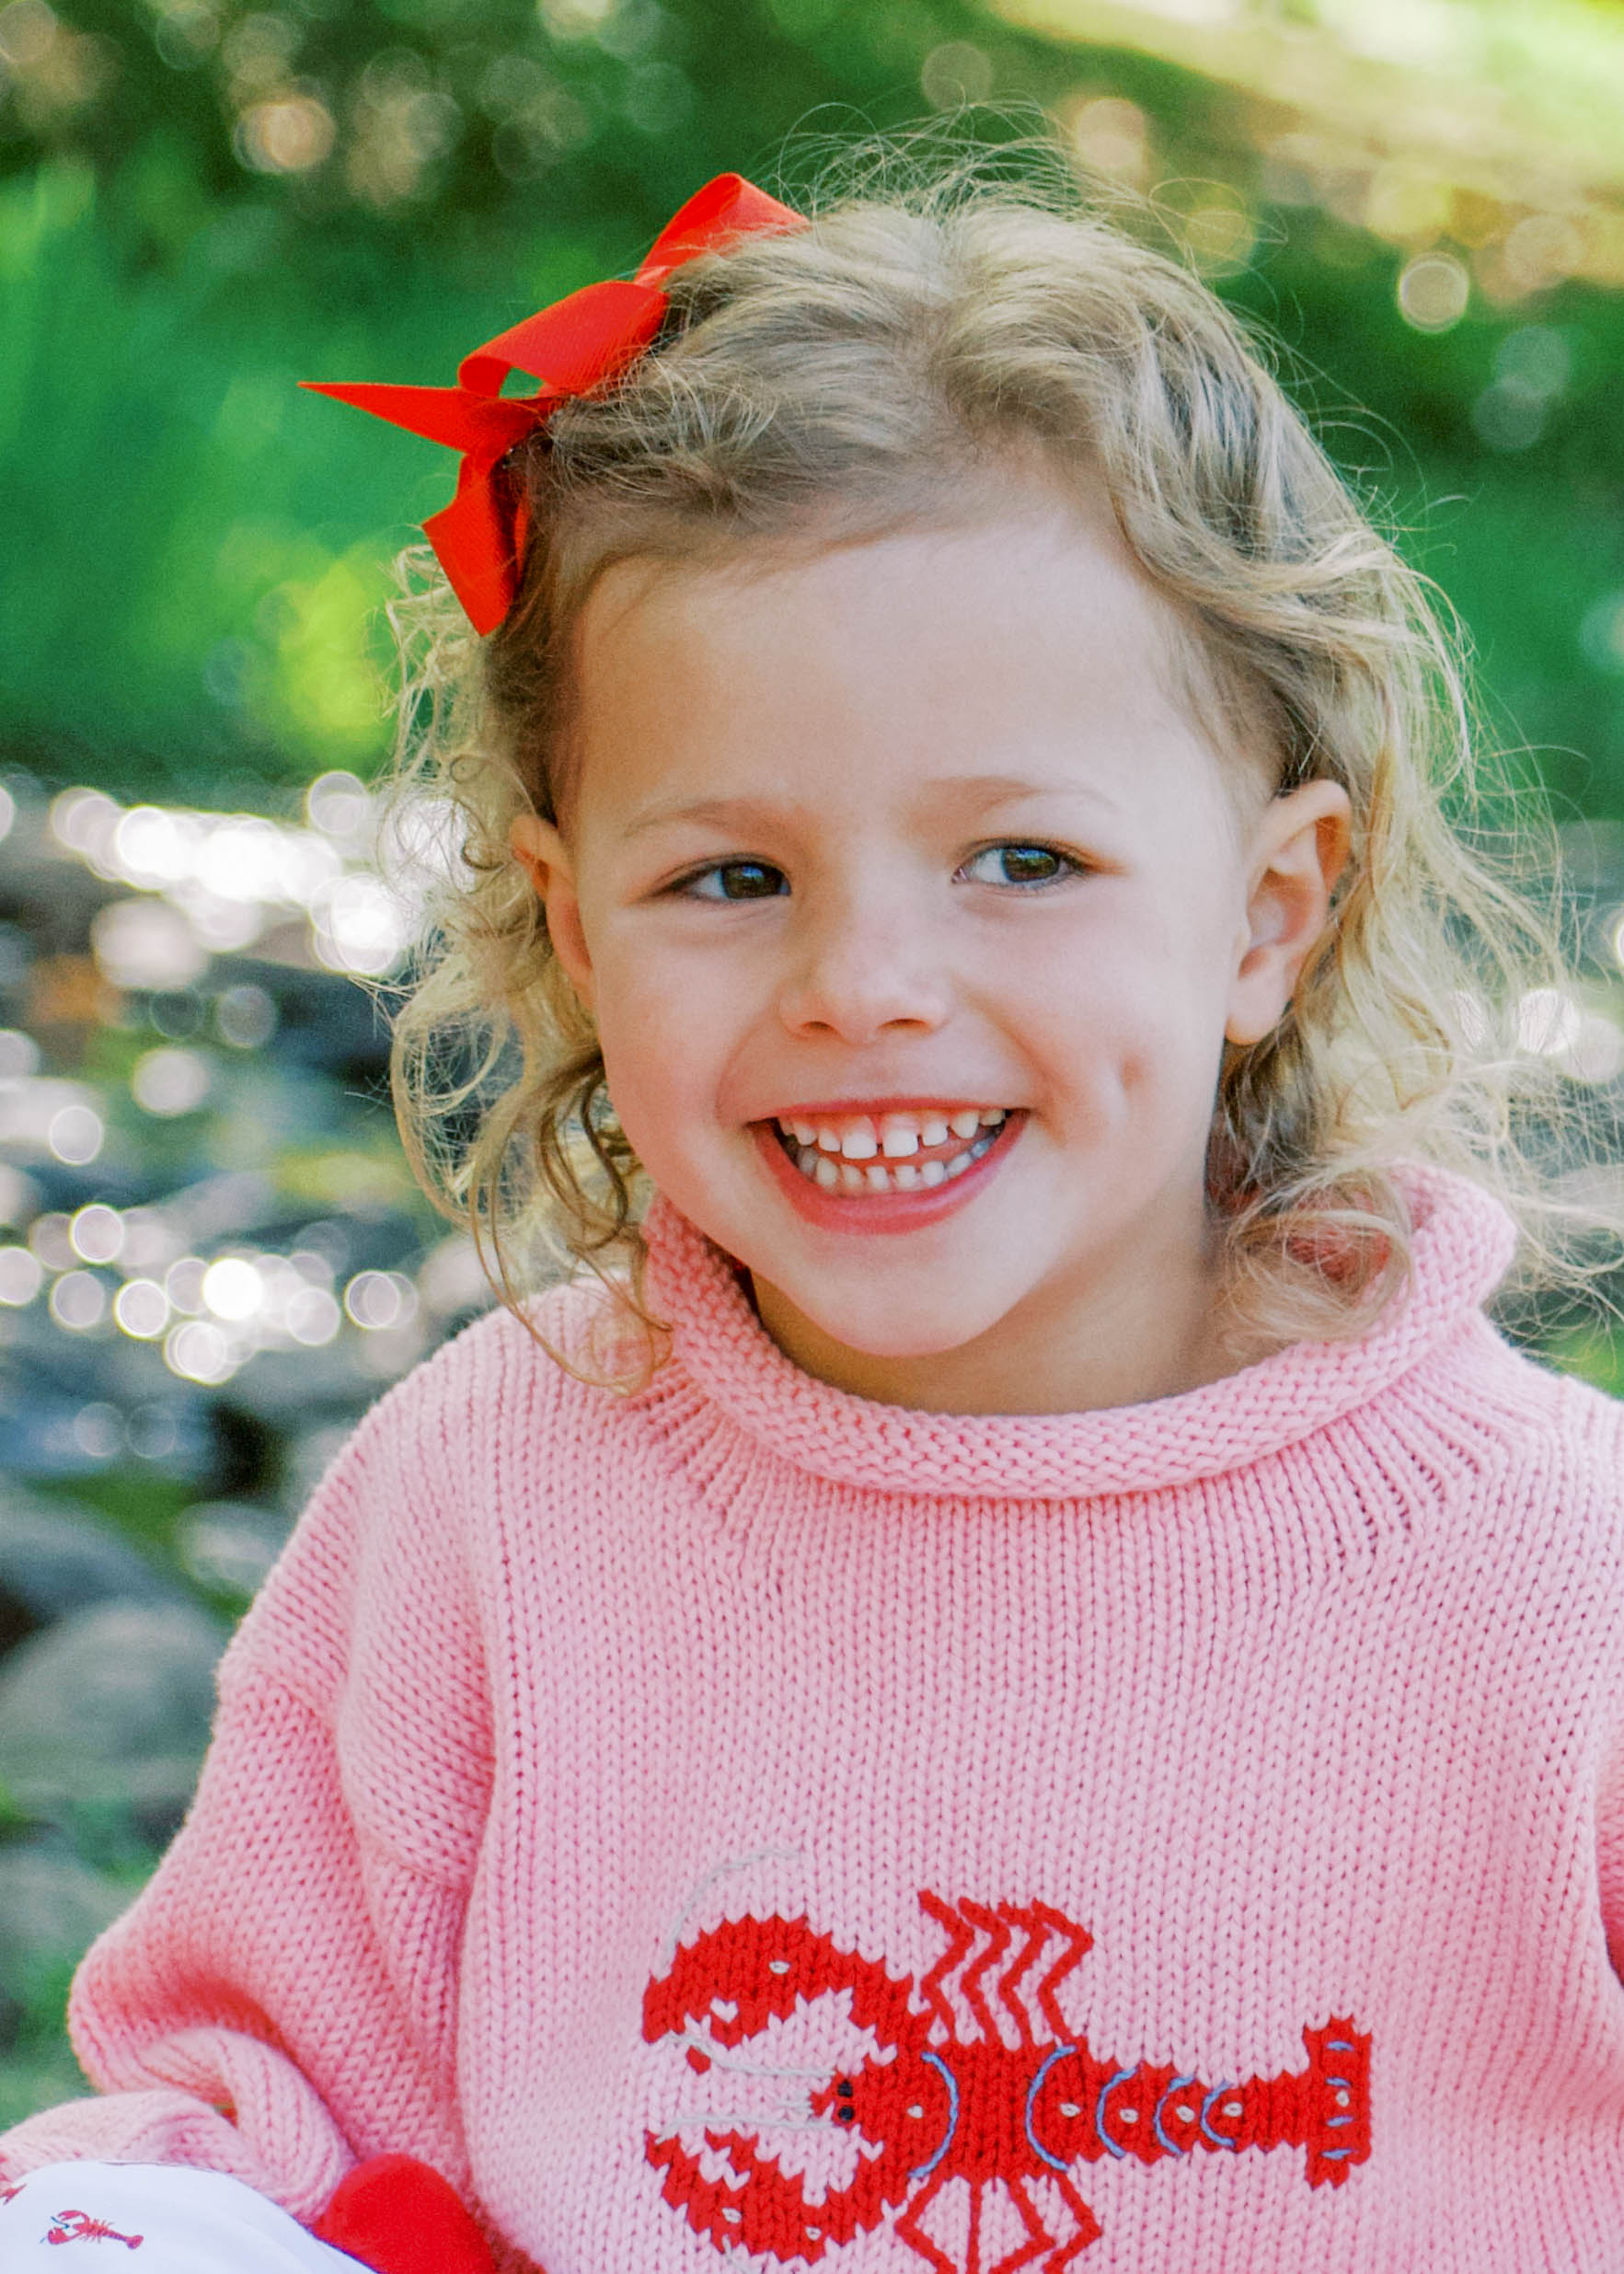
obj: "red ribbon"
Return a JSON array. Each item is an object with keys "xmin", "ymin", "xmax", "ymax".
[{"xmin": 303, "ymin": 173, "xmax": 804, "ymax": 633}]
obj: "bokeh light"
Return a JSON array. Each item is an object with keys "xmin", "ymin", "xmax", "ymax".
[
  {"xmin": 68, "ymin": 1204, "xmax": 122, "ymax": 1264},
  {"xmin": 0, "ymin": 1028, "xmax": 40, "ymax": 1078},
  {"xmin": 1068, "ymin": 94, "xmax": 1148, "ymax": 186},
  {"xmin": 215, "ymin": 983, "xmax": 277, "ymax": 1049},
  {"xmin": 164, "ymin": 1256, "xmax": 209, "ymax": 1313},
  {"xmin": 235, "ymin": 95, "xmax": 337, "ymax": 175},
  {"xmin": 50, "ymin": 1268, "xmax": 108, "ymax": 1331},
  {"xmin": 27, "ymin": 1212, "xmax": 74, "ymax": 1269},
  {"xmin": 920, "ymin": 40, "xmax": 994, "ymax": 109},
  {"xmin": 1397, "ymin": 251, "xmax": 1470, "ymax": 332},
  {"xmin": 201, "ymin": 1256, "xmax": 263, "ymax": 1321},
  {"xmin": 343, "ymin": 1268, "xmax": 417, "ymax": 1331},
  {"xmin": 92, "ymin": 899, "xmax": 210, "ymax": 991},
  {"xmin": 132, "ymin": 1047, "xmax": 212, "ymax": 1117},
  {"xmin": 1517, "ymin": 987, "xmax": 1584, "ymax": 1056},
  {"xmin": 113, "ymin": 1278, "xmax": 171, "ymax": 1340},
  {"xmin": 72, "ymin": 1402, "xmax": 121, "ymax": 1459},
  {"xmin": 164, "ymin": 1318, "xmax": 236, "ymax": 1384},
  {"xmin": 314, "ymin": 873, "xmax": 408, "ymax": 975},
  {"xmin": 285, "ymin": 1285, "xmax": 342, "ymax": 1345},
  {"xmin": 0, "ymin": 1246, "xmax": 43, "ymax": 1305},
  {"xmin": 47, "ymin": 1103, "xmax": 103, "ymax": 1165}
]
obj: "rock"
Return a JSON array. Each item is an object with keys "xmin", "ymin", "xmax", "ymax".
[
  {"xmin": 0, "ymin": 1843, "xmax": 126, "ymax": 2016},
  {"xmin": 0, "ymin": 1601, "xmax": 227, "ymax": 1834},
  {"xmin": 178, "ymin": 1498, "xmax": 290, "ymax": 1599},
  {"xmin": 0, "ymin": 1491, "xmax": 178, "ymax": 1658}
]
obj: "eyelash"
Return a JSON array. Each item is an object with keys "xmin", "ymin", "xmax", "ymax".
[{"xmin": 673, "ymin": 843, "xmax": 1085, "ymax": 902}]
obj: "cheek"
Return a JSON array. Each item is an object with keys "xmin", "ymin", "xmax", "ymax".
[
  {"xmin": 1033, "ymin": 901, "xmax": 1236, "ymax": 1112},
  {"xmin": 596, "ymin": 995, "xmax": 689, "ymax": 1128},
  {"xmin": 588, "ymin": 941, "xmax": 739, "ymax": 1158}
]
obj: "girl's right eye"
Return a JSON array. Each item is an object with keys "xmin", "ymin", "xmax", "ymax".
[{"xmin": 679, "ymin": 860, "xmax": 789, "ymax": 902}]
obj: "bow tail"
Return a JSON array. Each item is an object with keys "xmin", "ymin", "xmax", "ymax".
[
  {"xmin": 299, "ymin": 380, "xmax": 537, "ymax": 456},
  {"xmin": 424, "ymin": 451, "xmax": 527, "ymax": 635}
]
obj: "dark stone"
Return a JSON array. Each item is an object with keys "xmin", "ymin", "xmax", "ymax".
[{"xmin": 0, "ymin": 1600, "xmax": 228, "ymax": 1839}]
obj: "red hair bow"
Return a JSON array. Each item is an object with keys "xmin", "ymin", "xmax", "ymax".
[{"xmin": 303, "ymin": 173, "xmax": 803, "ymax": 633}]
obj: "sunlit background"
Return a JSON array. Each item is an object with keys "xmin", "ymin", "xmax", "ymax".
[{"xmin": 3, "ymin": 0, "xmax": 1624, "ymax": 2123}]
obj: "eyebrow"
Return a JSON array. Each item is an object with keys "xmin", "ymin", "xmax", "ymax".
[
  {"xmin": 619, "ymin": 794, "xmax": 784, "ymax": 842},
  {"xmin": 617, "ymin": 773, "xmax": 1123, "ymax": 839},
  {"xmin": 939, "ymin": 773, "xmax": 1124, "ymax": 816}
]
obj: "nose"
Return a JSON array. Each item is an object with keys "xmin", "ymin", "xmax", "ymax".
[{"xmin": 775, "ymin": 885, "xmax": 953, "ymax": 1046}]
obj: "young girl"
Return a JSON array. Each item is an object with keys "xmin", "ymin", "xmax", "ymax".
[{"xmin": 5, "ymin": 154, "xmax": 1624, "ymax": 2274}]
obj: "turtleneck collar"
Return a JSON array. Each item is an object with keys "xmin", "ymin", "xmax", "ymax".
[{"xmin": 636, "ymin": 1167, "xmax": 1517, "ymax": 1500}]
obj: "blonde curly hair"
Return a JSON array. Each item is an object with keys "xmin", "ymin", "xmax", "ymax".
[{"xmin": 380, "ymin": 144, "xmax": 1603, "ymax": 1367}]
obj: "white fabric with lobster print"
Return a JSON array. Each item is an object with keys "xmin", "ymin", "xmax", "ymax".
[{"xmin": 0, "ymin": 2163, "xmax": 362, "ymax": 2269}]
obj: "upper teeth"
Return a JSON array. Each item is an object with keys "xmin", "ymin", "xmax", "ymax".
[{"xmin": 779, "ymin": 1107, "xmax": 1006, "ymax": 1158}]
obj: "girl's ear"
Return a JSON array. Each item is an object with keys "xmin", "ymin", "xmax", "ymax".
[
  {"xmin": 511, "ymin": 814, "xmax": 596, "ymax": 1010},
  {"xmin": 1225, "ymin": 779, "xmax": 1352, "ymax": 1047}
]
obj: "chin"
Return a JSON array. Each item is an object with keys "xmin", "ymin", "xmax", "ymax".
[{"xmin": 797, "ymin": 1293, "xmax": 1009, "ymax": 1367}]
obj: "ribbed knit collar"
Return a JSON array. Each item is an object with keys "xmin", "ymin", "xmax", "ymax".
[{"xmin": 638, "ymin": 1168, "xmax": 1518, "ymax": 1500}]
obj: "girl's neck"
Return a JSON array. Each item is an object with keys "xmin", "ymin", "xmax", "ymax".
[{"xmin": 748, "ymin": 1215, "xmax": 1250, "ymax": 1418}]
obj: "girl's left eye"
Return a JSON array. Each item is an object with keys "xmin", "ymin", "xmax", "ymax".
[
  {"xmin": 959, "ymin": 843, "xmax": 1080, "ymax": 888},
  {"xmin": 680, "ymin": 860, "xmax": 789, "ymax": 901}
]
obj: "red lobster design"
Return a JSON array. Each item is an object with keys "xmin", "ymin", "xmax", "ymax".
[
  {"xmin": 643, "ymin": 1893, "xmax": 1370, "ymax": 2271},
  {"xmin": 45, "ymin": 2209, "xmax": 144, "ymax": 2248}
]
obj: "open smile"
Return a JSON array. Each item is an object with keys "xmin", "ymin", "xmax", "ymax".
[
  {"xmin": 775, "ymin": 1105, "xmax": 1008, "ymax": 1194},
  {"xmin": 751, "ymin": 1103, "xmax": 1022, "ymax": 1232}
]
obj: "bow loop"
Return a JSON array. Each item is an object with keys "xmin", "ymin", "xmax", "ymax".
[
  {"xmin": 635, "ymin": 172, "xmax": 800, "ymax": 287},
  {"xmin": 303, "ymin": 172, "xmax": 804, "ymax": 633},
  {"xmin": 455, "ymin": 276, "xmax": 668, "ymax": 400}
]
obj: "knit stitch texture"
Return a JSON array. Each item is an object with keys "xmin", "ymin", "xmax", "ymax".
[{"xmin": 5, "ymin": 1167, "xmax": 1624, "ymax": 2271}]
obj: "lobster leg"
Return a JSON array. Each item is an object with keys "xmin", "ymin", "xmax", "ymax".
[
  {"xmin": 1043, "ymin": 2174, "xmax": 1104, "ymax": 2269},
  {"xmin": 894, "ymin": 2170, "xmax": 962, "ymax": 2274},
  {"xmin": 985, "ymin": 2176, "xmax": 1057, "ymax": 2274},
  {"xmin": 982, "ymin": 2173, "xmax": 1105, "ymax": 2274}
]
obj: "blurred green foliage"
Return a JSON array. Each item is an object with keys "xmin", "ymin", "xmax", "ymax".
[
  {"xmin": 1, "ymin": 0, "xmax": 1623, "ymax": 814},
  {"xmin": 0, "ymin": 1948, "xmax": 86, "ymax": 2131},
  {"xmin": 0, "ymin": 0, "xmax": 1070, "ymax": 795},
  {"xmin": 1220, "ymin": 225, "xmax": 1624, "ymax": 825}
]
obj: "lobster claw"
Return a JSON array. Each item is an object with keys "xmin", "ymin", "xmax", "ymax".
[
  {"xmin": 643, "ymin": 1911, "xmax": 927, "ymax": 2058},
  {"xmin": 643, "ymin": 1913, "xmax": 934, "ymax": 2261}
]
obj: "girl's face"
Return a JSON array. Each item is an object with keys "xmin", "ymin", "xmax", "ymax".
[{"xmin": 517, "ymin": 506, "xmax": 1348, "ymax": 1414}]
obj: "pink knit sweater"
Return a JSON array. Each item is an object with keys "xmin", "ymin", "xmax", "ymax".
[{"xmin": 6, "ymin": 1169, "xmax": 1624, "ymax": 2271}]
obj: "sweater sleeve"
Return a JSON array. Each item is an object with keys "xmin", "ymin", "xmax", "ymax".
[{"xmin": 0, "ymin": 1337, "xmax": 497, "ymax": 2227}]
